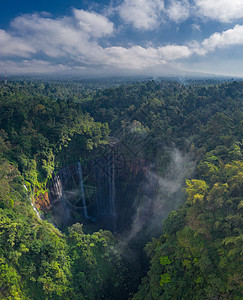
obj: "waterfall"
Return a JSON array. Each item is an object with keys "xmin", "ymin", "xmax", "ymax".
[
  {"xmin": 49, "ymin": 163, "xmax": 97, "ymax": 225},
  {"xmin": 49, "ymin": 174, "xmax": 70, "ymax": 227},
  {"xmin": 77, "ymin": 162, "xmax": 89, "ymax": 219},
  {"xmin": 24, "ymin": 184, "xmax": 43, "ymax": 220},
  {"xmin": 48, "ymin": 155, "xmax": 119, "ymax": 228},
  {"xmin": 94, "ymin": 163, "xmax": 102, "ymax": 216},
  {"xmin": 52, "ymin": 175, "xmax": 67, "ymax": 210},
  {"xmin": 93, "ymin": 156, "xmax": 109, "ymax": 216},
  {"xmin": 109, "ymin": 150, "xmax": 116, "ymax": 216},
  {"xmin": 31, "ymin": 202, "xmax": 42, "ymax": 219},
  {"xmin": 53, "ymin": 176, "xmax": 64, "ymax": 202},
  {"xmin": 108, "ymin": 157, "xmax": 112, "ymax": 214}
]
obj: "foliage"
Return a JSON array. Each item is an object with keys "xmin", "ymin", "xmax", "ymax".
[
  {"xmin": 0, "ymin": 79, "xmax": 242, "ymax": 299},
  {"xmin": 134, "ymin": 145, "xmax": 243, "ymax": 299}
]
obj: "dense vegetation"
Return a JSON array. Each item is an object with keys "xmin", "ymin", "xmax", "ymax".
[
  {"xmin": 0, "ymin": 79, "xmax": 242, "ymax": 299},
  {"xmin": 134, "ymin": 147, "xmax": 243, "ymax": 299}
]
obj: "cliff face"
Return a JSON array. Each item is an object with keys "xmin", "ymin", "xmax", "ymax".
[
  {"xmin": 34, "ymin": 191, "xmax": 51, "ymax": 214},
  {"xmin": 45, "ymin": 152, "xmax": 147, "ymax": 231}
]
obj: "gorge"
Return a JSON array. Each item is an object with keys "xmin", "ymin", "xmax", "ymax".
[{"xmin": 0, "ymin": 79, "xmax": 242, "ymax": 300}]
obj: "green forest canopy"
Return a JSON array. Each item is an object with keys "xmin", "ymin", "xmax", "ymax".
[{"xmin": 0, "ymin": 79, "xmax": 242, "ymax": 299}]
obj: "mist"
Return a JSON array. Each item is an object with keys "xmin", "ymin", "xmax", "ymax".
[{"xmin": 126, "ymin": 148, "xmax": 195, "ymax": 242}]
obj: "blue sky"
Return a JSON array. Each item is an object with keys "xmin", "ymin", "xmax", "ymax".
[{"xmin": 1, "ymin": 0, "xmax": 243, "ymax": 77}]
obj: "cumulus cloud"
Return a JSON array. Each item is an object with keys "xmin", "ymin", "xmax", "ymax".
[
  {"xmin": 118, "ymin": 0, "xmax": 243, "ymax": 25},
  {"xmin": 103, "ymin": 46, "xmax": 160, "ymax": 69},
  {"xmin": 0, "ymin": 45, "xmax": 191, "ymax": 75},
  {"xmin": 1, "ymin": 5, "xmax": 243, "ymax": 76},
  {"xmin": 73, "ymin": 9, "xmax": 114, "ymax": 38},
  {"xmin": 119, "ymin": 0, "xmax": 165, "ymax": 30},
  {"xmin": 0, "ymin": 29, "xmax": 35, "ymax": 57},
  {"xmin": 10, "ymin": 11, "xmax": 111, "ymax": 59},
  {"xmin": 0, "ymin": 8, "xmax": 194, "ymax": 73},
  {"xmin": 101, "ymin": 44, "xmax": 192, "ymax": 69},
  {"xmin": 158, "ymin": 45, "xmax": 192, "ymax": 60},
  {"xmin": 202, "ymin": 24, "xmax": 243, "ymax": 51},
  {"xmin": 195, "ymin": 0, "xmax": 243, "ymax": 22},
  {"xmin": 166, "ymin": 0, "xmax": 190, "ymax": 23}
]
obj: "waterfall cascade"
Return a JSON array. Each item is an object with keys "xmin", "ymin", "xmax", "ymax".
[
  {"xmin": 111, "ymin": 149, "xmax": 116, "ymax": 216},
  {"xmin": 77, "ymin": 162, "xmax": 89, "ymax": 219},
  {"xmin": 49, "ymin": 162, "xmax": 97, "ymax": 226},
  {"xmin": 92, "ymin": 150, "xmax": 117, "ymax": 230},
  {"xmin": 48, "ymin": 148, "xmax": 144, "ymax": 231},
  {"xmin": 24, "ymin": 184, "xmax": 44, "ymax": 220},
  {"xmin": 31, "ymin": 203, "xmax": 42, "ymax": 219},
  {"xmin": 49, "ymin": 174, "xmax": 70, "ymax": 227},
  {"xmin": 94, "ymin": 152, "xmax": 116, "ymax": 216}
]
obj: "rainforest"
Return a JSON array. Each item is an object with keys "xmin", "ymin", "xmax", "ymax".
[{"xmin": 0, "ymin": 79, "xmax": 242, "ymax": 299}]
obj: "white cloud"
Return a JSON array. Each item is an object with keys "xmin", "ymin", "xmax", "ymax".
[
  {"xmin": 118, "ymin": 0, "xmax": 243, "ymax": 25},
  {"xmin": 188, "ymin": 40, "xmax": 207, "ymax": 55},
  {"xmin": 195, "ymin": 0, "xmax": 243, "ymax": 22},
  {"xmin": 158, "ymin": 45, "xmax": 192, "ymax": 60},
  {"xmin": 1, "ymin": 7, "xmax": 243, "ymax": 76},
  {"xmin": 119, "ymin": 0, "xmax": 164, "ymax": 30},
  {"xmin": 73, "ymin": 9, "xmax": 114, "ymax": 38},
  {"xmin": 0, "ymin": 29, "xmax": 35, "ymax": 57},
  {"xmin": 103, "ymin": 46, "xmax": 160, "ymax": 69},
  {"xmin": 1, "ymin": 9, "xmax": 193, "ymax": 72},
  {"xmin": 202, "ymin": 24, "xmax": 243, "ymax": 51},
  {"xmin": 10, "ymin": 12, "xmax": 109, "ymax": 59},
  {"xmin": 167, "ymin": 0, "xmax": 190, "ymax": 23},
  {"xmin": 102, "ymin": 44, "xmax": 192, "ymax": 69},
  {"xmin": 0, "ymin": 59, "xmax": 72, "ymax": 74}
]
